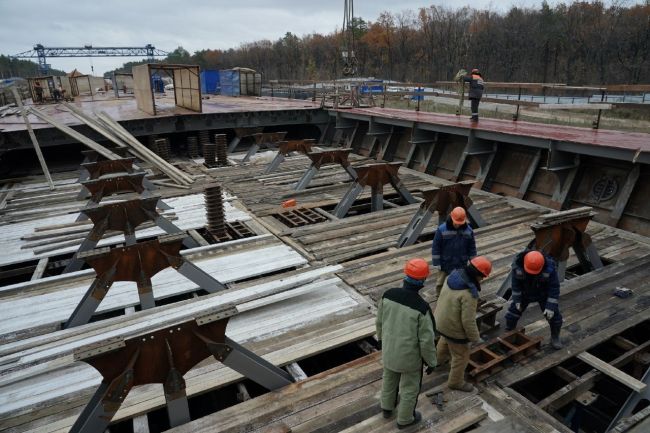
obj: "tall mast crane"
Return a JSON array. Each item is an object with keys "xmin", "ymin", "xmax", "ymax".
[
  {"xmin": 11, "ymin": 44, "xmax": 168, "ymax": 75},
  {"xmin": 341, "ymin": 0, "xmax": 358, "ymax": 76}
]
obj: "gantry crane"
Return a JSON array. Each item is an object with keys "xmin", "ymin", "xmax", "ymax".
[{"xmin": 11, "ymin": 44, "xmax": 168, "ymax": 75}]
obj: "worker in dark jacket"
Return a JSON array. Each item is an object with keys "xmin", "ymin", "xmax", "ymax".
[
  {"xmin": 434, "ymin": 256, "xmax": 492, "ymax": 392},
  {"xmin": 463, "ymin": 69, "xmax": 484, "ymax": 121},
  {"xmin": 376, "ymin": 258, "xmax": 437, "ymax": 429},
  {"xmin": 431, "ymin": 206, "xmax": 477, "ymax": 296},
  {"xmin": 505, "ymin": 250, "xmax": 563, "ymax": 349}
]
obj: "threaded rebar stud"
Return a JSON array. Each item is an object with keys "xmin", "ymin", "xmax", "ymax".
[
  {"xmin": 215, "ymin": 134, "xmax": 228, "ymax": 167},
  {"xmin": 205, "ymin": 183, "xmax": 226, "ymax": 236}
]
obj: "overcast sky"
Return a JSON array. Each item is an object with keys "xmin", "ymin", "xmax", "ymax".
[{"xmin": 0, "ymin": 0, "xmax": 628, "ymax": 75}]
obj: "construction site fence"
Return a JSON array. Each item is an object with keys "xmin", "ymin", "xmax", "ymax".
[{"xmin": 262, "ymin": 79, "xmax": 650, "ymax": 109}]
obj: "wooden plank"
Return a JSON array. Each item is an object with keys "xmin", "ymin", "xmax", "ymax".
[
  {"xmin": 30, "ymin": 257, "xmax": 49, "ymax": 281},
  {"xmin": 133, "ymin": 64, "xmax": 155, "ymax": 115},
  {"xmin": 11, "ymin": 87, "xmax": 54, "ymax": 190},
  {"xmin": 576, "ymin": 352, "xmax": 647, "ymax": 392},
  {"xmin": 133, "ymin": 414, "xmax": 150, "ymax": 433},
  {"xmin": 438, "ymin": 406, "xmax": 488, "ymax": 433},
  {"xmin": 26, "ymin": 107, "xmax": 122, "ymax": 161}
]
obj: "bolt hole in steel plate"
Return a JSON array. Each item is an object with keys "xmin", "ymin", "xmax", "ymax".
[{"xmin": 591, "ymin": 176, "xmax": 618, "ymax": 202}]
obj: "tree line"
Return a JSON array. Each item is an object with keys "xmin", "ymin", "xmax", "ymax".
[
  {"xmin": 0, "ymin": 56, "xmax": 66, "ymax": 79},
  {"xmin": 156, "ymin": 1, "xmax": 650, "ymax": 85}
]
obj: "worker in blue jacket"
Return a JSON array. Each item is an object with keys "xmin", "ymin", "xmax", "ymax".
[
  {"xmin": 463, "ymin": 69, "xmax": 485, "ymax": 121},
  {"xmin": 431, "ymin": 207, "xmax": 477, "ymax": 297},
  {"xmin": 505, "ymin": 250, "xmax": 563, "ymax": 349}
]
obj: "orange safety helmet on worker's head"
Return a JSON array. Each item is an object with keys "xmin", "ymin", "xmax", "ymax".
[
  {"xmin": 524, "ymin": 251, "xmax": 545, "ymax": 275},
  {"xmin": 470, "ymin": 256, "xmax": 492, "ymax": 278},
  {"xmin": 450, "ymin": 206, "xmax": 467, "ymax": 225},
  {"xmin": 404, "ymin": 258, "xmax": 430, "ymax": 280}
]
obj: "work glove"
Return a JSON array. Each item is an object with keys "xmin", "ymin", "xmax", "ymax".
[
  {"xmin": 515, "ymin": 303, "xmax": 522, "ymax": 312},
  {"xmin": 543, "ymin": 309, "xmax": 555, "ymax": 320},
  {"xmin": 425, "ymin": 365, "xmax": 435, "ymax": 375}
]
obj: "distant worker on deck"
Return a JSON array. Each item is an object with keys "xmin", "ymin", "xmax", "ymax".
[
  {"xmin": 431, "ymin": 206, "xmax": 477, "ymax": 297},
  {"xmin": 376, "ymin": 258, "xmax": 437, "ymax": 429},
  {"xmin": 33, "ymin": 81, "xmax": 43, "ymax": 103},
  {"xmin": 504, "ymin": 250, "xmax": 563, "ymax": 350},
  {"xmin": 434, "ymin": 256, "xmax": 492, "ymax": 392},
  {"xmin": 463, "ymin": 68, "xmax": 484, "ymax": 122}
]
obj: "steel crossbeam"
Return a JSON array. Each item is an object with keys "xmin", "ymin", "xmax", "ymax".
[
  {"xmin": 227, "ymin": 127, "xmax": 264, "ymax": 153},
  {"xmin": 396, "ymin": 180, "xmax": 485, "ymax": 248},
  {"xmin": 333, "ymin": 162, "xmax": 417, "ymax": 218},
  {"xmin": 241, "ymin": 131, "xmax": 288, "ymax": 163},
  {"xmin": 69, "ymin": 306, "xmax": 293, "ymax": 433},
  {"xmin": 263, "ymin": 139, "xmax": 316, "ymax": 174},
  {"xmin": 77, "ymin": 172, "xmax": 169, "ymax": 220},
  {"xmin": 63, "ymin": 196, "xmax": 199, "ymax": 273},
  {"xmin": 497, "ymin": 207, "xmax": 604, "ymax": 298},
  {"xmin": 64, "ymin": 234, "xmax": 226, "ymax": 328},
  {"xmin": 294, "ymin": 149, "xmax": 357, "ymax": 191}
]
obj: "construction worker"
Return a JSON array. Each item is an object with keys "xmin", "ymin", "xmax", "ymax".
[
  {"xmin": 33, "ymin": 81, "xmax": 44, "ymax": 103},
  {"xmin": 505, "ymin": 250, "xmax": 563, "ymax": 349},
  {"xmin": 434, "ymin": 256, "xmax": 492, "ymax": 392},
  {"xmin": 376, "ymin": 258, "xmax": 437, "ymax": 429},
  {"xmin": 464, "ymin": 68, "xmax": 484, "ymax": 121},
  {"xmin": 431, "ymin": 206, "xmax": 477, "ymax": 297}
]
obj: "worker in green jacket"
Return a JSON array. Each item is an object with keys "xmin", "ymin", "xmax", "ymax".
[
  {"xmin": 434, "ymin": 256, "xmax": 492, "ymax": 392},
  {"xmin": 376, "ymin": 258, "xmax": 437, "ymax": 429}
]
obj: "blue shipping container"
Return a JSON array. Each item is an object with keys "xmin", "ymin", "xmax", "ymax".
[
  {"xmin": 219, "ymin": 69, "xmax": 240, "ymax": 97},
  {"xmin": 200, "ymin": 70, "xmax": 220, "ymax": 94}
]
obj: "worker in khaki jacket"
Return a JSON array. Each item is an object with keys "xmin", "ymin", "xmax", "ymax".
[
  {"xmin": 376, "ymin": 258, "xmax": 437, "ymax": 429},
  {"xmin": 434, "ymin": 256, "xmax": 492, "ymax": 392}
]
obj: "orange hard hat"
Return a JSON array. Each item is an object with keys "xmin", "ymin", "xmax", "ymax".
[
  {"xmin": 404, "ymin": 258, "xmax": 430, "ymax": 280},
  {"xmin": 470, "ymin": 256, "xmax": 492, "ymax": 278},
  {"xmin": 450, "ymin": 207, "xmax": 467, "ymax": 225},
  {"xmin": 281, "ymin": 199, "xmax": 297, "ymax": 208},
  {"xmin": 524, "ymin": 251, "xmax": 545, "ymax": 275}
]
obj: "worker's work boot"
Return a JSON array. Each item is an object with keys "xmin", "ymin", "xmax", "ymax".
[
  {"xmin": 470, "ymin": 116, "xmax": 479, "ymax": 122},
  {"xmin": 448, "ymin": 382, "xmax": 475, "ymax": 393},
  {"xmin": 397, "ymin": 411, "xmax": 422, "ymax": 429},
  {"xmin": 550, "ymin": 326, "xmax": 563, "ymax": 350},
  {"xmin": 382, "ymin": 409, "xmax": 392, "ymax": 419}
]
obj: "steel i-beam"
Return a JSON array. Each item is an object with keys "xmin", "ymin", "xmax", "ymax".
[
  {"xmin": 241, "ymin": 132, "xmax": 287, "ymax": 163},
  {"xmin": 333, "ymin": 162, "xmax": 417, "ymax": 218},
  {"xmin": 263, "ymin": 139, "xmax": 315, "ymax": 174},
  {"xmin": 294, "ymin": 148, "xmax": 357, "ymax": 191},
  {"xmin": 64, "ymin": 196, "xmax": 199, "ymax": 273},
  {"xmin": 497, "ymin": 207, "xmax": 604, "ymax": 298},
  {"xmin": 64, "ymin": 234, "xmax": 226, "ymax": 328},
  {"xmin": 69, "ymin": 306, "xmax": 293, "ymax": 433},
  {"xmin": 397, "ymin": 180, "xmax": 485, "ymax": 248}
]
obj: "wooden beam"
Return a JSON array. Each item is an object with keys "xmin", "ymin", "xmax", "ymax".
[
  {"xmin": 27, "ymin": 106, "xmax": 122, "ymax": 161},
  {"xmin": 577, "ymin": 352, "xmax": 647, "ymax": 392},
  {"xmin": 133, "ymin": 414, "xmax": 150, "ymax": 433},
  {"xmin": 438, "ymin": 407, "xmax": 488, "ymax": 433},
  {"xmin": 612, "ymin": 335, "xmax": 639, "ymax": 351},
  {"xmin": 11, "ymin": 87, "xmax": 54, "ymax": 190},
  {"xmin": 286, "ymin": 362, "xmax": 308, "ymax": 381},
  {"xmin": 30, "ymin": 257, "xmax": 49, "ymax": 281},
  {"xmin": 538, "ymin": 340, "xmax": 650, "ymax": 411},
  {"xmin": 607, "ymin": 164, "xmax": 640, "ymax": 227},
  {"xmin": 552, "ymin": 366, "xmax": 579, "ymax": 383}
]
